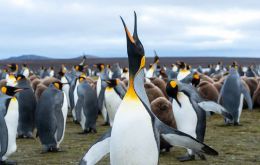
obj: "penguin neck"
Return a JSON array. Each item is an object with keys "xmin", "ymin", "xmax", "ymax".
[{"xmin": 125, "ymin": 69, "xmax": 151, "ymax": 109}]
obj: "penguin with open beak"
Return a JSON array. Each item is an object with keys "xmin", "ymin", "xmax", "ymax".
[{"xmin": 79, "ymin": 12, "xmax": 218, "ymax": 165}]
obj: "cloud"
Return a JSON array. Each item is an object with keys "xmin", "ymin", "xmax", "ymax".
[{"xmin": 0, "ymin": 0, "xmax": 259, "ymax": 58}]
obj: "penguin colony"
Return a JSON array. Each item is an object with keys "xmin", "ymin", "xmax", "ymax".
[{"xmin": 0, "ymin": 13, "xmax": 259, "ymax": 165}]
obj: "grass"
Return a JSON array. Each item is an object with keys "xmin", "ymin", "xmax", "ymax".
[{"xmin": 10, "ymin": 109, "xmax": 260, "ymax": 165}]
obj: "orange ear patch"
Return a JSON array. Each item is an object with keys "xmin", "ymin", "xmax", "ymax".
[
  {"xmin": 170, "ymin": 81, "xmax": 177, "ymax": 88},
  {"xmin": 1, "ymin": 87, "xmax": 7, "ymax": 94}
]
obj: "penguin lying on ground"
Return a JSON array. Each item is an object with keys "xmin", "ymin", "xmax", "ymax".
[
  {"xmin": 218, "ymin": 68, "xmax": 253, "ymax": 125},
  {"xmin": 36, "ymin": 82, "xmax": 68, "ymax": 152},
  {"xmin": 166, "ymin": 80, "xmax": 230, "ymax": 161},
  {"xmin": 16, "ymin": 75, "xmax": 37, "ymax": 138},
  {"xmin": 80, "ymin": 12, "xmax": 218, "ymax": 165},
  {"xmin": 0, "ymin": 86, "xmax": 25, "ymax": 165}
]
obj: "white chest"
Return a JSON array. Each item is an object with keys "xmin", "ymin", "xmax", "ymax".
[
  {"xmin": 4, "ymin": 98, "xmax": 19, "ymax": 159},
  {"xmin": 110, "ymin": 99, "xmax": 158, "ymax": 165},
  {"xmin": 171, "ymin": 92, "xmax": 197, "ymax": 138},
  {"xmin": 104, "ymin": 88, "xmax": 122, "ymax": 126}
]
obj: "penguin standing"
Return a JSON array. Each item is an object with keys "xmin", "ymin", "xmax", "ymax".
[
  {"xmin": 218, "ymin": 68, "xmax": 253, "ymax": 125},
  {"xmin": 96, "ymin": 63, "xmax": 109, "ymax": 125},
  {"xmin": 166, "ymin": 80, "xmax": 231, "ymax": 161},
  {"xmin": 16, "ymin": 75, "xmax": 36, "ymax": 138},
  {"xmin": 72, "ymin": 74, "xmax": 86, "ymax": 122},
  {"xmin": 58, "ymin": 67, "xmax": 71, "ymax": 110},
  {"xmin": 75, "ymin": 77, "xmax": 99, "ymax": 133},
  {"xmin": 104, "ymin": 79, "xmax": 126, "ymax": 126},
  {"xmin": 80, "ymin": 12, "xmax": 218, "ymax": 165},
  {"xmin": 36, "ymin": 82, "xmax": 68, "ymax": 152},
  {"xmin": 0, "ymin": 86, "xmax": 24, "ymax": 164}
]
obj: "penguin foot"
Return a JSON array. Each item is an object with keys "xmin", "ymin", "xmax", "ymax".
[
  {"xmin": 234, "ymin": 122, "xmax": 242, "ymax": 126},
  {"xmin": 73, "ymin": 120, "xmax": 80, "ymax": 124},
  {"xmin": 0, "ymin": 160, "xmax": 17, "ymax": 165},
  {"xmin": 79, "ymin": 128, "xmax": 97, "ymax": 134},
  {"xmin": 197, "ymin": 153, "xmax": 206, "ymax": 160},
  {"xmin": 101, "ymin": 122, "xmax": 109, "ymax": 126},
  {"xmin": 177, "ymin": 154, "xmax": 195, "ymax": 162},
  {"xmin": 17, "ymin": 134, "xmax": 34, "ymax": 139},
  {"xmin": 48, "ymin": 147, "xmax": 60, "ymax": 152}
]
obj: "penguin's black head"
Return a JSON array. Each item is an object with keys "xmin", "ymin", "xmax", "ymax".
[
  {"xmin": 1, "ymin": 86, "xmax": 24, "ymax": 96},
  {"xmin": 52, "ymin": 82, "xmax": 63, "ymax": 90},
  {"xmin": 78, "ymin": 74, "xmax": 87, "ymax": 83},
  {"xmin": 22, "ymin": 63, "xmax": 27, "ymax": 67},
  {"xmin": 166, "ymin": 80, "xmax": 181, "ymax": 107},
  {"xmin": 16, "ymin": 74, "xmax": 26, "ymax": 81},
  {"xmin": 166, "ymin": 80, "xmax": 178, "ymax": 99},
  {"xmin": 58, "ymin": 69, "xmax": 65, "ymax": 77},
  {"xmin": 123, "ymin": 67, "xmax": 128, "ymax": 73},
  {"xmin": 96, "ymin": 63, "xmax": 105, "ymax": 72},
  {"xmin": 74, "ymin": 65, "xmax": 84, "ymax": 72},
  {"xmin": 191, "ymin": 72, "xmax": 200, "ymax": 87},
  {"xmin": 106, "ymin": 79, "xmax": 120, "ymax": 88},
  {"xmin": 8, "ymin": 63, "xmax": 18, "ymax": 72},
  {"xmin": 120, "ymin": 12, "xmax": 145, "ymax": 79},
  {"xmin": 178, "ymin": 62, "xmax": 186, "ymax": 70},
  {"xmin": 153, "ymin": 51, "xmax": 159, "ymax": 64},
  {"xmin": 107, "ymin": 64, "xmax": 111, "ymax": 69}
]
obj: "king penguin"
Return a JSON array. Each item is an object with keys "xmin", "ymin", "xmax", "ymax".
[
  {"xmin": 166, "ymin": 80, "xmax": 231, "ymax": 161},
  {"xmin": 75, "ymin": 76, "xmax": 99, "ymax": 133},
  {"xmin": 146, "ymin": 51, "xmax": 159, "ymax": 78},
  {"xmin": 79, "ymin": 12, "xmax": 218, "ymax": 165},
  {"xmin": 218, "ymin": 67, "xmax": 253, "ymax": 125},
  {"xmin": 0, "ymin": 86, "xmax": 24, "ymax": 165},
  {"xmin": 16, "ymin": 74, "xmax": 37, "ymax": 138},
  {"xmin": 104, "ymin": 78, "xmax": 126, "ymax": 126},
  {"xmin": 36, "ymin": 82, "xmax": 68, "ymax": 152}
]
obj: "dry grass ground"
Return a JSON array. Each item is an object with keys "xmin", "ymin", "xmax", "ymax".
[{"xmin": 10, "ymin": 109, "xmax": 260, "ymax": 165}]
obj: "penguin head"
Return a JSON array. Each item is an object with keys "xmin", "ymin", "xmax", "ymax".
[
  {"xmin": 106, "ymin": 79, "xmax": 120, "ymax": 88},
  {"xmin": 166, "ymin": 80, "xmax": 178, "ymax": 99},
  {"xmin": 166, "ymin": 80, "xmax": 181, "ymax": 107},
  {"xmin": 120, "ymin": 12, "xmax": 145, "ymax": 80},
  {"xmin": 96, "ymin": 63, "xmax": 105, "ymax": 72},
  {"xmin": 1, "ymin": 86, "xmax": 24, "ymax": 96},
  {"xmin": 74, "ymin": 65, "xmax": 84, "ymax": 72},
  {"xmin": 191, "ymin": 72, "xmax": 200, "ymax": 87},
  {"xmin": 153, "ymin": 51, "xmax": 159, "ymax": 64},
  {"xmin": 123, "ymin": 67, "xmax": 128, "ymax": 73},
  {"xmin": 52, "ymin": 82, "xmax": 63, "ymax": 90},
  {"xmin": 78, "ymin": 74, "xmax": 87, "ymax": 83},
  {"xmin": 8, "ymin": 63, "xmax": 18, "ymax": 72},
  {"xmin": 16, "ymin": 74, "xmax": 26, "ymax": 81}
]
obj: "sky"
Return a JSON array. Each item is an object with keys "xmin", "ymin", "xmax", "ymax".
[{"xmin": 0, "ymin": 0, "xmax": 260, "ymax": 58}]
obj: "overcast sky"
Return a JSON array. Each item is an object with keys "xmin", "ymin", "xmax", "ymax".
[{"xmin": 0, "ymin": 0, "xmax": 259, "ymax": 58}]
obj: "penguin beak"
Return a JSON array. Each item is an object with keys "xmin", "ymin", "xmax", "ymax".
[{"xmin": 120, "ymin": 16, "xmax": 135, "ymax": 44}]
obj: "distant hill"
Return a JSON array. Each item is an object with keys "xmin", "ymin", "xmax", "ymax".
[
  {"xmin": 2, "ymin": 54, "xmax": 98, "ymax": 61},
  {"xmin": 4, "ymin": 55, "xmax": 51, "ymax": 61}
]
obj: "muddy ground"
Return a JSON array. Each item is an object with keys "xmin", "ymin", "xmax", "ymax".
[{"xmin": 10, "ymin": 109, "xmax": 260, "ymax": 165}]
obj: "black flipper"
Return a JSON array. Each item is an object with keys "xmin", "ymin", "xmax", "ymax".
[
  {"xmin": 0, "ymin": 114, "xmax": 8, "ymax": 160},
  {"xmin": 156, "ymin": 119, "xmax": 218, "ymax": 156}
]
